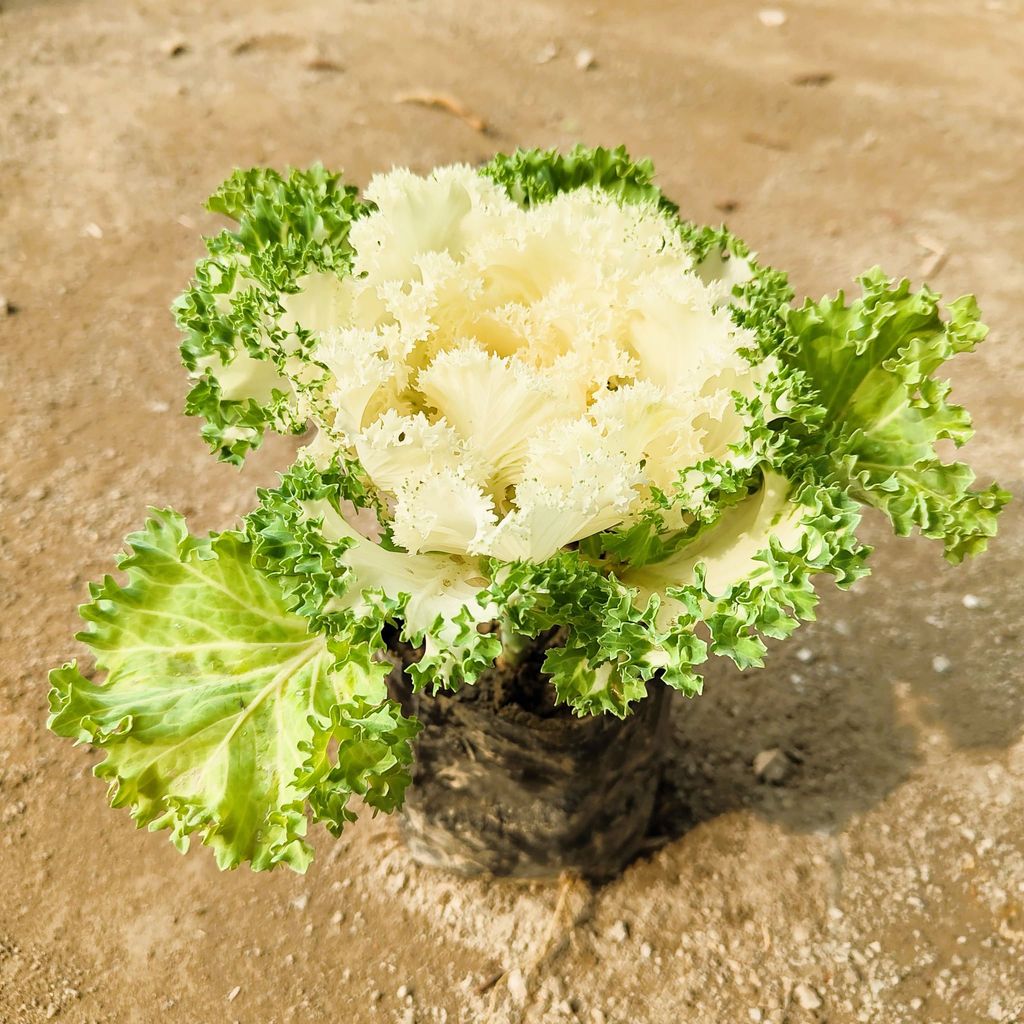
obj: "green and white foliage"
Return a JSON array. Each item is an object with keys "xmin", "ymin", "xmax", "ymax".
[
  {"xmin": 49, "ymin": 511, "xmax": 416, "ymax": 871},
  {"xmin": 50, "ymin": 146, "xmax": 1008, "ymax": 870},
  {"xmin": 173, "ymin": 166, "xmax": 366, "ymax": 463}
]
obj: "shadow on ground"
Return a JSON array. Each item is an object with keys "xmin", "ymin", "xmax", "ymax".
[{"xmin": 652, "ymin": 495, "xmax": 1023, "ymax": 842}]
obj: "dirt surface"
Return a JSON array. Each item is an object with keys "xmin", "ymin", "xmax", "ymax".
[{"xmin": 2, "ymin": 1, "xmax": 1023, "ymax": 1021}]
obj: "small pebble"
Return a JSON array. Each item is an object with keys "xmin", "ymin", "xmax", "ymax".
[
  {"xmin": 796, "ymin": 647, "xmax": 814, "ymax": 663},
  {"xmin": 753, "ymin": 748, "xmax": 791, "ymax": 785},
  {"xmin": 961, "ymin": 593, "xmax": 984, "ymax": 609},
  {"xmin": 303, "ymin": 47, "xmax": 343, "ymax": 72},
  {"xmin": 794, "ymin": 983, "xmax": 822, "ymax": 1010},
  {"xmin": 748, "ymin": 1010, "xmax": 763, "ymax": 1022},
  {"xmin": 83, "ymin": 222, "xmax": 104, "ymax": 239},
  {"xmin": 535, "ymin": 42, "xmax": 558, "ymax": 64},
  {"xmin": 607, "ymin": 920, "xmax": 629, "ymax": 943},
  {"xmin": 290, "ymin": 893, "xmax": 309, "ymax": 911},
  {"xmin": 932, "ymin": 655, "xmax": 952, "ymax": 674},
  {"xmin": 160, "ymin": 36, "xmax": 188, "ymax": 57},
  {"xmin": 574, "ymin": 48, "xmax": 596, "ymax": 71},
  {"xmin": 226, "ymin": 985, "xmax": 241, "ymax": 1002},
  {"xmin": 758, "ymin": 8, "xmax": 787, "ymax": 26},
  {"xmin": 507, "ymin": 968, "xmax": 528, "ymax": 1006},
  {"xmin": 640, "ymin": 942, "xmax": 652, "ymax": 959}
]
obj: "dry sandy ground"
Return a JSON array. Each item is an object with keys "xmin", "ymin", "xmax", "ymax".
[{"xmin": 2, "ymin": 1, "xmax": 1023, "ymax": 1022}]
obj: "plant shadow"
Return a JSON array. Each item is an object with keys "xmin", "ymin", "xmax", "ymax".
[{"xmin": 650, "ymin": 496, "xmax": 1023, "ymax": 842}]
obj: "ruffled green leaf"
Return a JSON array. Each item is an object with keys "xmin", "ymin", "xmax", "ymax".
[
  {"xmin": 174, "ymin": 165, "xmax": 366, "ymax": 464},
  {"xmin": 481, "ymin": 144, "xmax": 677, "ymax": 214},
  {"xmin": 297, "ymin": 636, "xmax": 420, "ymax": 832},
  {"xmin": 486, "ymin": 553, "xmax": 704, "ymax": 718},
  {"xmin": 780, "ymin": 270, "xmax": 1009, "ymax": 561},
  {"xmin": 622, "ymin": 469, "xmax": 870, "ymax": 671},
  {"xmin": 247, "ymin": 460, "xmax": 502, "ymax": 692},
  {"xmin": 542, "ymin": 641, "xmax": 648, "ymax": 718},
  {"xmin": 48, "ymin": 509, "xmax": 416, "ymax": 872}
]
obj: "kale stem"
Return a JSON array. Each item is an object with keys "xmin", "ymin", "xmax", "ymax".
[{"xmin": 498, "ymin": 619, "xmax": 532, "ymax": 668}]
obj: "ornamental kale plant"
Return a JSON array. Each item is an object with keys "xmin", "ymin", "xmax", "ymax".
[{"xmin": 49, "ymin": 146, "xmax": 1008, "ymax": 872}]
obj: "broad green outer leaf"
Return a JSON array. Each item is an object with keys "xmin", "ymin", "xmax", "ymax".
[
  {"xmin": 48, "ymin": 510, "xmax": 416, "ymax": 872},
  {"xmin": 782, "ymin": 270, "xmax": 1009, "ymax": 561}
]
